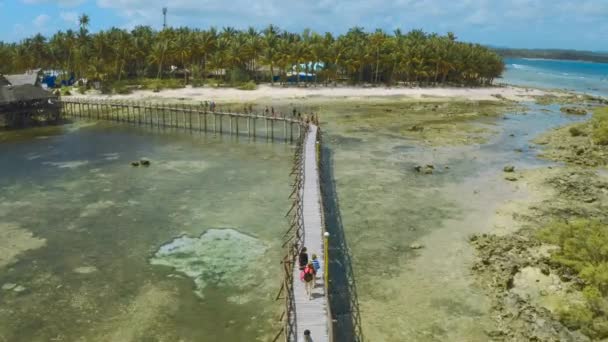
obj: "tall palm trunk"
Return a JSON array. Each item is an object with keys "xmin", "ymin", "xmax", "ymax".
[{"xmin": 270, "ymin": 63, "xmax": 274, "ymax": 85}]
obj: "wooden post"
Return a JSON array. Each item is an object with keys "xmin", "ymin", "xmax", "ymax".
[
  {"xmin": 204, "ymin": 111, "xmax": 208, "ymax": 132},
  {"xmin": 219, "ymin": 113, "xmax": 223, "ymax": 134},
  {"xmin": 198, "ymin": 106, "xmax": 202, "ymax": 132},
  {"xmin": 235, "ymin": 115, "xmax": 239, "ymax": 136},
  {"xmin": 229, "ymin": 114, "xmax": 233, "ymax": 134},
  {"xmin": 271, "ymin": 119, "xmax": 274, "ymax": 141},
  {"xmin": 214, "ymin": 113, "xmax": 217, "ymax": 133},
  {"xmin": 284, "ymin": 120, "xmax": 287, "ymax": 142},
  {"xmin": 265, "ymin": 118, "xmax": 268, "ymax": 139},
  {"xmin": 290, "ymin": 122, "xmax": 294, "ymax": 143},
  {"xmin": 253, "ymin": 117, "xmax": 257, "ymax": 138},
  {"xmin": 189, "ymin": 104, "xmax": 193, "ymax": 131}
]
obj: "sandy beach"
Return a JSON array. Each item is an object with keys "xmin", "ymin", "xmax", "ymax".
[{"xmin": 71, "ymin": 84, "xmax": 556, "ymax": 102}]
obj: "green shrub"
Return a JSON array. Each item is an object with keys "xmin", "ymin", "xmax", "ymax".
[
  {"xmin": 113, "ymin": 84, "xmax": 132, "ymax": 95},
  {"xmin": 60, "ymin": 86, "xmax": 71, "ymax": 96},
  {"xmin": 592, "ymin": 107, "xmax": 608, "ymax": 145},
  {"xmin": 538, "ymin": 220, "xmax": 608, "ymax": 338},
  {"xmin": 557, "ymin": 303, "xmax": 594, "ymax": 330},
  {"xmin": 237, "ymin": 81, "xmax": 257, "ymax": 91},
  {"xmin": 140, "ymin": 78, "xmax": 184, "ymax": 91},
  {"xmin": 228, "ymin": 68, "xmax": 249, "ymax": 84},
  {"xmin": 538, "ymin": 220, "xmax": 608, "ymax": 291},
  {"xmin": 77, "ymin": 85, "xmax": 87, "ymax": 95},
  {"xmin": 191, "ymin": 78, "xmax": 205, "ymax": 87},
  {"xmin": 100, "ymin": 82, "xmax": 112, "ymax": 94},
  {"xmin": 569, "ymin": 126, "xmax": 585, "ymax": 137}
]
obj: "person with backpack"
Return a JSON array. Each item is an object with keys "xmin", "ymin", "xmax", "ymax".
[
  {"xmin": 298, "ymin": 247, "xmax": 308, "ymax": 271},
  {"xmin": 311, "ymin": 254, "xmax": 321, "ymax": 278},
  {"xmin": 303, "ymin": 262, "xmax": 316, "ymax": 300}
]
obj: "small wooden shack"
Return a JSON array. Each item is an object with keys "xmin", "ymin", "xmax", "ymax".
[{"xmin": 0, "ymin": 83, "xmax": 60, "ymax": 128}]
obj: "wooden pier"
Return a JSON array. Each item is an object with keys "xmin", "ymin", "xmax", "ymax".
[
  {"xmin": 291, "ymin": 124, "xmax": 330, "ymax": 341},
  {"xmin": 59, "ymin": 98, "xmax": 303, "ymax": 142},
  {"xmin": 58, "ymin": 97, "xmax": 335, "ymax": 342}
]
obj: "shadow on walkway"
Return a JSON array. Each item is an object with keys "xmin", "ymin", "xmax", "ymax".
[{"xmin": 320, "ymin": 145, "xmax": 364, "ymax": 342}]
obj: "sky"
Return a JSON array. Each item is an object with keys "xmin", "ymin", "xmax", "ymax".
[{"xmin": 0, "ymin": 0, "xmax": 607, "ymax": 50}]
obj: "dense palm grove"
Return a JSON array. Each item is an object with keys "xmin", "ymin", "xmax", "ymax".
[{"xmin": 0, "ymin": 15, "xmax": 504, "ymax": 87}]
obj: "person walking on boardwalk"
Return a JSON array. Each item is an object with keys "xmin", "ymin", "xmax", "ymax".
[
  {"xmin": 298, "ymin": 247, "xmax": 308, "ymax": 271},
  {"xmin": 311, "ymin": 253, "xmax": 321, "ymax": 279},
  {"xmin": 303, "ymin": 262, "xmax": 316, "ymax": 300},
  {"xmin": 303, "ymin": 329, "xmax": 313, "ymax": 342}
]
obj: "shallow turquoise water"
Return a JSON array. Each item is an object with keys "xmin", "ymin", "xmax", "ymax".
[
  {"xmin": 0, "ymin": 121, "xmax": 292, "ymax": 341},
  {"xmin": 502, "ymin": 57, "xmax": 608, "ymax": 96}
]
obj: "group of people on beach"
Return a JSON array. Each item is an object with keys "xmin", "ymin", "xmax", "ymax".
[{"xmin": 298, "ymin": 246, "xmax": 321, "ymax": 300}]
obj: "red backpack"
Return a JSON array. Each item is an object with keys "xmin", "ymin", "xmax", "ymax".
[{"xmin": 303, "ymin": 267, "xmax": 314, "ymax": 282}]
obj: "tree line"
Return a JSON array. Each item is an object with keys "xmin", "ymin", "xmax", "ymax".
[{"xmin": 0, "ymin": 15, "xmax": 505, "ymax": 87}]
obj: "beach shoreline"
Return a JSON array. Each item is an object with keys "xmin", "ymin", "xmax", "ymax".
[{"xmin": 67, "ymin": 84, "xmax": 562, "ymax": 103}]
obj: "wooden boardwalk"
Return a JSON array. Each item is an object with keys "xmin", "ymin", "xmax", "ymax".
[{"xmin": 291, "ymin": 124, "xmax": 330, "ymax": 342}]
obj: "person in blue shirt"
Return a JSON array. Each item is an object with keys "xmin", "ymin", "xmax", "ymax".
[{"xmin": 311, "ymin": 254, "xmax": 321, "ymax": 274}]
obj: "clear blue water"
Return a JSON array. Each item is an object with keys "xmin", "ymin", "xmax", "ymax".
[{"xmin": 502, "ymin": 57, "xmax": 608, "ymax": 96}]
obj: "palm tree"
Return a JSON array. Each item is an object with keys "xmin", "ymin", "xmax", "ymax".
[
  {"xmin": 196, "ymin": 28, "xmax": 217, "ymax": 83},
  {"xmin": 173, "ymin": 30, "xmax": 193, "ymax": 82},
  {"xmin": 1, "ymin": 24, "xmax": 505, "ymax": 87},
  {"xmin": 149, "ymin": 39, "xmax": 169, "ymax": 79},
  {"xmin": 262, "ymin": 25, "xmax": 279, "ymax": 84}
]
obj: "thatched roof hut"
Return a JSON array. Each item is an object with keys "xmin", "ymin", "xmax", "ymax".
[
  {"xmin": 0, "ymin": 84, "xmax": 55, "ymax": 105},
  {"xmin": 0, "ymin": 84, "xmax": 59, "ymax": 128},
  {"xmin": 4, "ymin": 69, "xmax": 40, "ymax": 86}
]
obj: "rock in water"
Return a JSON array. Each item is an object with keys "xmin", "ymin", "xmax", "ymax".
[
  {"xmin": 13, "ymin": 285, "xmax": 26, "ymax": 293},
  {"xmin": 2, "ymin": 283, "xmax": 16, "ymax": 291},
  {"xmin": 505, "ymin": 176, "xmax": 518, "ymax": 182},
  {"xmin": 409, "ymin": 243, "xmax": 424, "ymax": 250},
  {"xmin": 140, "ymin": 159, "xmax": 151, "ymax": 166},
  {"xmin": 504, "ymin": 165, "xmax": 516, "ymax": 173},
  {"xmin": 131, "ymin": 161, "xmax": 140, "ymax": 167},
  {"xmin": 560, "ymin": 107, "xmax": 587, "ymax": 115},
  {"xmin": 410, "ymin": 125, "xmax": 424, "ymax": 132},
  {"xmin": 414, "ymin": 164, "xmax": 434, "ymax": 174}
]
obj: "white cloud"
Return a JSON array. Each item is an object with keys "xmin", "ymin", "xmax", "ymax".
[
  {"xmin": 33, "ymin": 14, "xmax": 50, "ymax": 28},
  {"xmin": 60, "ymin": 11, "xmax": 79, "ymax": 25},
  {"xmin": 95, "ymin": 0, "xmax": 608, "ymax": 32},
  {"xmin": 22, "ymin": 0, "xmax": 86, "ymax": 7}
]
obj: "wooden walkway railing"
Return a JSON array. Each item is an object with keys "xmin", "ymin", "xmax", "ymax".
[{"xmin": 59, "ymin": 98, "xmax": 304, "ymax": 142}]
